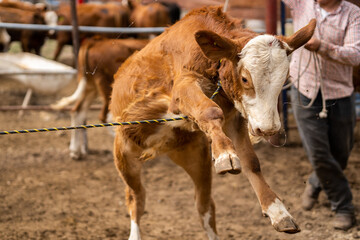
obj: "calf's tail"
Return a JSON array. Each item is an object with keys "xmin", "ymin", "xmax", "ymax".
[{"xmin": 51, "ymin": 40, "xmax": 93, "ymax": 110}]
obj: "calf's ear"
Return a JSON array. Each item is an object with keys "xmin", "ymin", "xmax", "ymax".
[
  {"xmin": 195, "ymin": 30, "xmax": 240, "ymax": 62},
  {"xmin": 277, "ymin": 19, "xmax": 316, "ymax": 55}
]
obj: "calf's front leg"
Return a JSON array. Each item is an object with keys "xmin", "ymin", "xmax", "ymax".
[
  {"xmin": 171, "ymin": 74, "xmax": 241, "ymax": 174},
  {"xmin": 224, "ymin": 113, "xmax": 300, "ymax": 233}
]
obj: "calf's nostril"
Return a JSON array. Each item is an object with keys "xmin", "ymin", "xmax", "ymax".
[
  {"xmin": 255, "ymin": 128, "xmax": 279, "ymax": 136},
  {"xmin": 255, "ymin": 128, "xmax": 263, "ymax": 136}
]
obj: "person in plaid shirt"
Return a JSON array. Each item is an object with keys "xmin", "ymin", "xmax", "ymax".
[{"xmin": 282, "ymin": 0, "xmax": 360, "ymax": 230}]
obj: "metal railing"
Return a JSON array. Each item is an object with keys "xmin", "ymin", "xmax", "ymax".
[{"xmin": 0, "ymin": 22, "xmax": 165, "ymax": 34}]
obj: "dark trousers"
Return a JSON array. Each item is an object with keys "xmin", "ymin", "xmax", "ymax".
[{"xmin": 291, "ymin": 87, "xmax": 356, "ymax": 214}]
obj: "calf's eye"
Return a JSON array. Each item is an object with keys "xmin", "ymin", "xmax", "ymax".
[{"xmin": 242, "ymin": 77, "xmax": 248, "ymax": 83}]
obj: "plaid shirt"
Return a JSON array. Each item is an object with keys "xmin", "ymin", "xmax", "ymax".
[{"xmin": 282, "ymin": 0, "xmax": 360, "ymax": 100}]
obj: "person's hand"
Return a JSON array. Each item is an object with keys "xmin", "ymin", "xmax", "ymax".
[{"xmin": 304, "ymin": 37, "xmax": 321, "ymax": 52}]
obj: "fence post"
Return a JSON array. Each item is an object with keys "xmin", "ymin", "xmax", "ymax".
[
  {"xmin": 70, "ymin": 0, "xmax": 80, "ymax": 69},
  {"xmin": 266, "ymin": 0, "xmax": 277, "ymax": 35}
]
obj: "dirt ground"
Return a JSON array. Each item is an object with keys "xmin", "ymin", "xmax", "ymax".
[{"xmin": 1, "ymin": 40, "xmax": 360, "ymax": 240}]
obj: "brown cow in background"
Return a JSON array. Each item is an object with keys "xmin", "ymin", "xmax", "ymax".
[
  {"xmin": 53, "ymin": 1, "xmax": 180, "ymax": 61},
  {"xmin": 0, "ymin": 0, "xmax": 46, "ymax": 12},
  {"xmin": 129, "ymin": 0, "xmax": 170, "ymax": 27},
  {"xmin": 0, "ymin": 6, "xmax": 47, "ymax": 54},
  {"xmin": 126, "ymin": 0, "xmax": 180, "ymax": 38},
  {"xmin": 53, "ymin": 2, "xmax": 131, "ymax": 61},
  {"xmin": 52, "ymin": 37, "xmax": 150, "ymax": 160}
]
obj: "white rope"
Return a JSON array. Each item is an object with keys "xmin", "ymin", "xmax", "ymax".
[
  {"xmin": 315, "ymin": 53, "xmax": 328, "ymax": 118},
  {"xmin": 283, "ymin": 48, "xmax": 327, "ymax": 118},
  {"xmin": 296, "ymin": 50, "xmax": 319, "ymax": 108}
]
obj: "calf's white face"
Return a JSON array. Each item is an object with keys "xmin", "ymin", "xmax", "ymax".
[
  {"xmin": 195, "ymin": 19, "xmax": 316, "ymax": 136},
  {"xmin": 235, "ymin": 35, "xmax": 290, "ymax": 136}
]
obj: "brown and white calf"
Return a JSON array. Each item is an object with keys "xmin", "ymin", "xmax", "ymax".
[
  {"xmin": 0, "ymin": 6, "xmax": 47, "ymax": 55},
  {"xmin": 52, "ymin": 37, "xmax": 150, "ymax": 159},
  {"xmin": 0, "ymin": 0, "xmax": 57, "ymax": 39},
  {"xmin": 110, "ymin": 6, "xmax": 316, "ymax": 240}
]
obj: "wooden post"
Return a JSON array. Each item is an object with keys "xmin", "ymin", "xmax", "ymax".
[
  {"xmin": 223, "ymin": 0, "xmax": 230, "ymax": 12},
  {"xmin": 18, "ymin": 88, "xmax": 33, "ymax": 117},
  {"xmin": 266, "ymin": 0, "xmax": 277, "ymax": 34},
  {"xmin": 70, "ymin": 0, "xmax": 80, "ymax": 69}
]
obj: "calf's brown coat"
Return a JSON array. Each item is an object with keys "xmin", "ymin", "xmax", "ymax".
[{"xmin": 110, "ymin": 6, "xmax": 316, "ymax": 239}]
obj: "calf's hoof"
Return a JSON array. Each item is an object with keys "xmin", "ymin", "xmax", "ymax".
[
  {"xmin": 272, "ymin": 216, "xmax": 300, "ymax": 234},
  {"xmin": 70, "ymin": 151, "xmax": 82, "ymax": 161},
  {"xmin": 214, "ymin": 152, "xmax": 241, "ymax": 175},
  {"xmin": 263, "ymin": 198, "xmax": 301, "ymax": 234}
]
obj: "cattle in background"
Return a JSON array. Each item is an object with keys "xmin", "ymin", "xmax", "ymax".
[
  {"xmin": 52, "ymin": 37, "xmax": 150, "ymax": 160},
  {"xmin": 0, "ymin": 0, "xmax": 58, "ymax": 35},
  {"xmin": 159, "ymin": 1, "xmax": 181, "ymax": 24},
  {"xmin": 123, "ymin": 0, "xmax": 181, "ymax": 24},
  {"xmin": 0, "ymin": 17, "xmax": 11, "ymax": 51},
  {"xmin": 126, "ymin": 0, "xmax": 176, "ymax": 38},
  {"xmin": 53, "ymin": 2, "xmax": 131, "ymax": 61},
  {"xmin": 110, "ymin": 6, "xmax": 316, "ymax": 239},
  {"xmin": 0, "ymin": 0, "xmax": 46, "ymax": 12},
  {"xmin": 0, "ymin": 6, "xmax": 47, "ymax": 55}
]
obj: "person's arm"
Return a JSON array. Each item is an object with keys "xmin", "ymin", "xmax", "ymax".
[{"xmin": 317, "ymin": 15, "xmax": 360, "ymax": 66}]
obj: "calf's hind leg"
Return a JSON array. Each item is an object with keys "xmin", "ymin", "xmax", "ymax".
[
  {"xmin": 114, "ymin": 134, "xmax": 145, "ymax": 240},
  {"xmin": 168, "ymin": 135, "xmax": 219, "ymax": 240},
  {"xmin": 95, "ymin": 76, "xmax": 112, "ymax": 123},
  {"xmin": 69, "ymin": 85, "xmax": 97, "ymax": 160}
]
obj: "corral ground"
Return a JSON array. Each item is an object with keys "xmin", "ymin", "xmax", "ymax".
[{"xmin": 0, "ymin": 40, "xmax": 360, "ymax": 240}]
